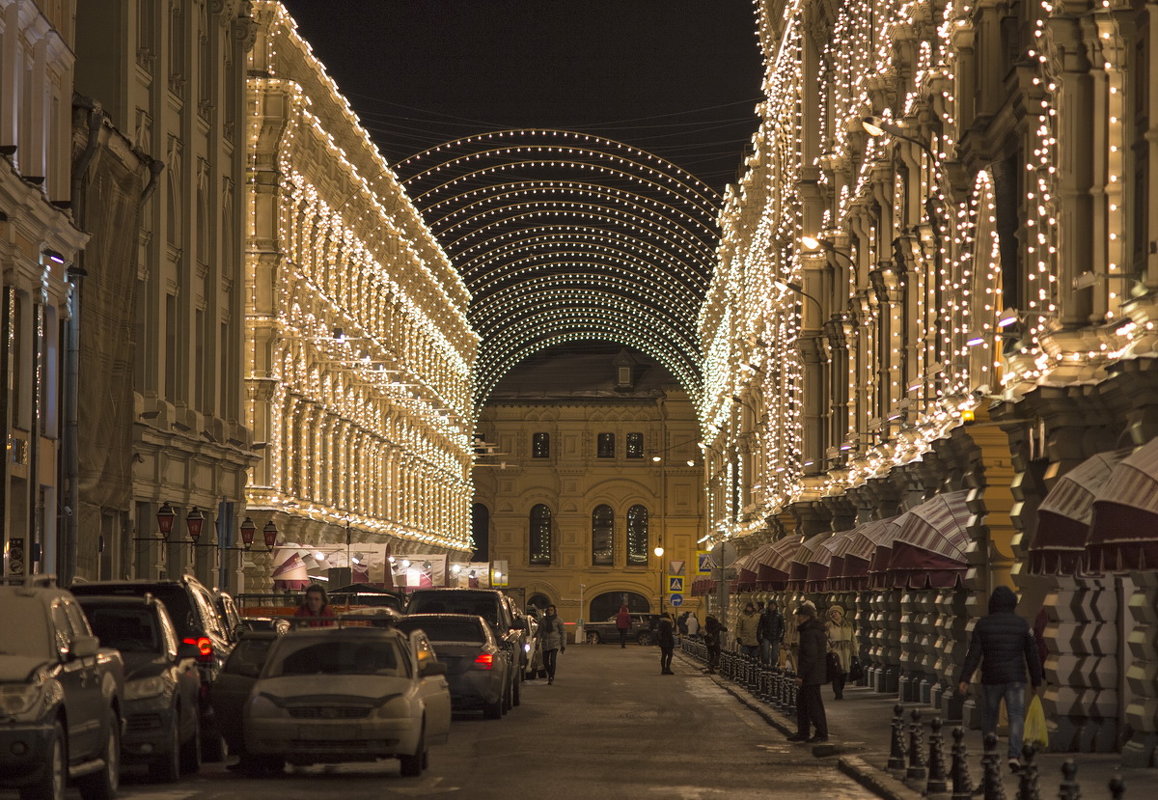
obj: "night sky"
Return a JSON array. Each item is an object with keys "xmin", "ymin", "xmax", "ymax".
[{"xmin": 278, "ymin": 1, "xmax": 764, "ymax": 193}]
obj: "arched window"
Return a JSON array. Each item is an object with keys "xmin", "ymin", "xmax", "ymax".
[
  {"xmin": 591, "ymin": 504, "xmax": 613, "ymax": 565},
  {"xmin": 627, "ymin": 505, "xmax": 648, "ymax": 565},
  {"xmin": 529, "ymin": 504, "xmax": 552, "ymax": 565}
]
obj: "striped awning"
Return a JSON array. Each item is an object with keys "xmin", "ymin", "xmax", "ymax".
[
  {"xmin": 1088, "ymin": 437, "xmax": 1158, "ymax": 572},
  {"xmin": 788, "ymin": 532, "xmax": 836, "ymax": 588},
  {"xmin": 885, "ymin": 490, "xmax": 973, "ymax": 589},
  {"xmin": 755, "ymin": 535, "xmax": 805, "ymax": 588},
  {"xmin": 841, "ymin": 517, "xmax": 900, "ymax": 563},
  {"xmin": 806, "ymin": 529, "xmax": 850, "ymax": 591},
  {"xmin": 1031, "ymin": 448, "xmax": 1131, "ymax": 574}
]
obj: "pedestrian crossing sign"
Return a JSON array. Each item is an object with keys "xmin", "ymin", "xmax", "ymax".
[
  {"xmin": 668, "ymin": 576, "xmax": 684, "ymax": 593},
  {"xmin": 696, "ymin": 551, "xmax": 711, "ymax": 574}
]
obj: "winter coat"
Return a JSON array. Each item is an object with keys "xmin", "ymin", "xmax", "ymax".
[
  {"xmin": 686, "ymin": 614, "xmax": 700, "ymax": 636},
  {"xmin": 958, "ymin": 585, "xmax": 1043, "ymax": 687},
  {"xmin": 615, "ymin": 608, "xmax": 631, "ymax": 630},
  {"xmin": 796, "ymin": 616, "xmax": 828, "ymax": 685},
  {"xmin": 825, "ymin": 605, "xmax": 855, "ymax": 672},
  {"xmin": 734, "ymin": 610, "xmax": 761, "ymax": 646},
  {"xmin": 657, "ymin": 616, "xmax": 675, "ymax": 649},
  {"xmin": 704, "ymin": 616, "xmax": 724, "ymax": 647},
  {"xmin": 758, "ymin": 608, "xmax": 785, "ymax": 643},
  {"xmin": 539, "ymin": 613, "xmax": 566, "ymax": 652}
]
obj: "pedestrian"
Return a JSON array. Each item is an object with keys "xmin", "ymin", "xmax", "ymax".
[
  {"xmin": 787, "ymin": 601, "xmax": 829, "ymax": 743},
  {"xmin": 293, "ymin": 583, "xmax": 335, "ymax": 628},
  {"xmin": 657, "ymin": 612, "xmax": 675, "ymax": 674},
  {"xmin": 735, "ymin": 601, "xmax": 761, "ymax": 659},
  {"xmin": 686, "ymin": 611, "xmax": 700, "ymax": 638},
  {"xmin": 615, "ymin": 603, "xmax": 632, "ymax": 648},
  {"xmin": 703, "ymin": 614, "xmax": 725, "ymax": 673},
  {"xmin": 956, "ymin": 585, "xmax": 1043, "ymax": 772},
  {"xmin": 759, "ymin": 600, "xmax": 785, "ymax": 667},
  {"xmin": 539, "ymin": 604, "xmax": 566, "ymax": 685},
  {"xmin": 676, "ymin": 611, "xmax": 689, "ymax": 637},
  {"xmin": 825, "ymin": 604, "xmax": 854, "ymax": 699}
]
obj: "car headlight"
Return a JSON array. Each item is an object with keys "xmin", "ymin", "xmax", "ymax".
[
  {"xmin": 524, "ymin": 643, "xmax": 531, "ymax": 653},
  {"xmin": 125, "ymin": 676, "xmax": 168, "ymax": 701},
  {"xmin": 246, "ymin": 692, "xmax": 285, "ymax": 719},
  {"xmin": 0, "ymin": 674, "xmax": 61, "ymax": 721}
]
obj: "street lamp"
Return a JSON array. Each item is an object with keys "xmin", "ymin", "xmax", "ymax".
[
  {"xmin": 156, "ymin": 502, "xmax": 176, "ymax": 540},
  {"xmin": 261, "ymin": 520, "xmax": 279, "ymax": 550},
  {"xmin": 773, "ymin": 279, "xmax": 825, "ymax": 320},
  {"xmin": 654, "ymin": 545, "xmax": 665, "ymax": 614},
  {"xmin": 185, "ymin": 507, "xmax": 207, "ymax": 546}
]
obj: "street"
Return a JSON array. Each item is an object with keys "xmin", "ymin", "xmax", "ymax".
[{"xmin": 102, "ymin": 645, "xmax": 871, "ymax": 800}]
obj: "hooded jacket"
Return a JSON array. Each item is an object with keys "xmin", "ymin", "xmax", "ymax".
[
  {"xmin": 957, "ymin": 585, "xmax": 1043, "ymax": 687},
  {"xmin": 795, "ymin": 615, "xmax": 828, "ymax": 685}
]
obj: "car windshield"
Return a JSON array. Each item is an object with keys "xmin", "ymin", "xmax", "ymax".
[
  {"xmin": 408, "ymin": 592, "xmax": 498, "ymax": 627},
  {"xmin": 224, "ymin": 637, "xmax": 276, "ymax": 677},
  {"xmin": 71, "ymin": 585, "xmax": 196, "ymax": 638},
  {"xmin": 396, "ymin": 618, "xmax": 484, "ymax": 644},
  {"xmin": 0, "ymin": 598, "xmax": 53, "ymax": 658},
  {"xmin": 85, "ymin": 606, "xmax": 161, "ymax": 653},
  {"xmin": 265, "ymin": 637, "xmax": 402, "ymax": 677}
]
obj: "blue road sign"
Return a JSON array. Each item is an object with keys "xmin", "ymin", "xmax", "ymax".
[{"xmin": 670, "ymin": 593, "xmax": 684, "ymax": 606}]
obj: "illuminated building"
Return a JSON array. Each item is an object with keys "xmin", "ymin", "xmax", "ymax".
[{"xmin": 244, "ymin": 3, "xmax": 477, "ymax": 586}]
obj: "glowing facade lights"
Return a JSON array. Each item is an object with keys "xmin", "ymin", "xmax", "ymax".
[{"xmin": 395, "ymin": 130, "xmax": 721, "ymax": 409}]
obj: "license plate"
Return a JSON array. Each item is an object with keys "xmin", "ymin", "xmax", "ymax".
[{"xmin": 297, "ymin": 724, "xmax": 361, "ymax": 740}]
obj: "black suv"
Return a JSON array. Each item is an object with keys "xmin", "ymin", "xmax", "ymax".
[
  {"xmin": 405, "ymin": 588, "xmax": 526, "ymax": 707},
  {"xmin": 69, "ymin": 576, "xmax": 234, "ymax": 761}
]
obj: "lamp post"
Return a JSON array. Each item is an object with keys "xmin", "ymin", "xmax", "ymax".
[
  {"xmin": 156, "ymin": 502, "xmax": 176, "ymax": 540},
  {"xmin": 654, "ymin": 545, "xmax": 665, "ymax": 615}
]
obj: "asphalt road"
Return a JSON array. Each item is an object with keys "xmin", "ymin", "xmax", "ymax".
[{"xmin": 92, "ymin": 645, "xmax": 876, "ymax": 800}]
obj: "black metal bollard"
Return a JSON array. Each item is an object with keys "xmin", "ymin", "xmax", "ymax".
[
  {"xmin": 907, "ymin": 709, "xmax": 928, "ymax": 781},
  {"xmin": 887, "ymin": 703, "xmax": 907, "ymax": 772},
  {"xmin": 980, "ymin": 732, "xmax": 1006, "ymax": 800},
  {"xmin": 1108, "ymin": 774, "xmax": 1126, "ymax": 799},
  {"xmin": 1015, "ymin": 740, "xmax": 1039, "ymax": 800},
  {"xmin": 950, "ymin": 726, "xmax": 974, "ymax": 800},
  {"xmin": 925, "ymin": 716, "xmax": 948, "ymax": 795},
  {"xmin": 1057, "ymin": 759, "xmax": 1080, "ymax": 800}
]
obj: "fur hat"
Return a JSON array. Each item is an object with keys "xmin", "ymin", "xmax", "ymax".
[{"xmin": 794, "ymin": 600, "xmax": 817, "ymax": 617}]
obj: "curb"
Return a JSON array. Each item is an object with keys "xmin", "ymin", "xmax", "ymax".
[{"xmin": 681, "ymin": 654, "xmax": 924, "ymax": 800}]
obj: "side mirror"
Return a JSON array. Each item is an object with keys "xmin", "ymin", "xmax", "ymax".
[
  {"xmin": 177, "ymin": 642, "xmax": 201, "ymax": 661},
  {"xmin": 71, "ymin": 636, "xmax": 100, "ymax": 659},
  {"xmin": 419, "ymin": 660, "xmax": 448, "ymax": 678}
]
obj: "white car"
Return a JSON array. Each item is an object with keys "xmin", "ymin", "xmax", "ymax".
[{"xmin": 241, "ymin": 626, "xmax": 451, "ymax": 776}]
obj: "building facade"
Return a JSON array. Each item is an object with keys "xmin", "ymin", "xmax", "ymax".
[
  {"xmin": 702, "ymin": 0, "xmax": 1158, "ymax": 761},
  {"xmin": 473, "ymin": 347, "xmax": 703, "ymax": 627},
  {"xmin": 244, "ymin": 2, "xmax": 477, "ymax": 587},
  {"xmin": 1, "ymin": 0, "xmax": 87, "ymax": 579}
]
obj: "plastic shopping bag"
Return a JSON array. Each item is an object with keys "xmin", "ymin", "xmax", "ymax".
[{"xmin": 1024, "ymin": 694, "xmax": 1049, "ymax": 749}]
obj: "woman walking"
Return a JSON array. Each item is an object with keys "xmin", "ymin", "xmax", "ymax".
[
  {"xmin": 825, "ymin": 604, "xmax": 854, "ymax": 699},
  {"xmin": 616, "ymin": 604, "xmax": 632, "ymax": 648},
  {"xmin": 539, "ymin": 604, "xmax": 566, "ymax": 684}
]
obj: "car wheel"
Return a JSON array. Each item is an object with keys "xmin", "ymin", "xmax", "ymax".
[
  {"xmin": 586, "ymin": 631, "xmax": 601, "ymax": 645},
  {"xmin": 638, "ymin": 632, "xmax": 655, "ymax": 646},
  {"xmin": 77, "ymin": 710, "xmax": 120, "ymax": 800},
  {"xmin": 179, "ymin": 713, "xmax": 201, "ymax": 775},
  {"xmin": 398, "ymin": 723, "xmax": 425, "ymax": 777},
  {"xmin": 149, "ymin": 714, "xmax": 182, "ymax": 782},
  {"xmin": 19, "ymin": 720, "xmax": 65, "ymax": 800},
  {"xmin": 483, "ymin": 694, "xmax": 503, "ymax": 719},
  {"xmin": 501, "ymin": 677, "xmax": 512, "ymax": 714}
]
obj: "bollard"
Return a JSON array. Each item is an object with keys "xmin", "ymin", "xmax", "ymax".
[
  {"xmin": 950, "ymin": 726, "xmax": 974, "ymax": 800},
  {"xmin": 925, "ymin": 716, "xmax": 948, "ymax": 796},
  {"xmin": 907, "ymin": 708, "xmax": 928, "ymax": 782},
  {"xmin": 1057, "ymin": 759, "xmax": 1080, "ymax": 800},
  {"xmin": 980, "ymin": 732, "xmax": 1006, "ymax": 800},
  {"xmin": 887, "ymin": 703, "xmax": 907, "ymax": 772},
  {"xmin": 1015, "ymin": 741, "xmax": 1040, "ymax": 800},
  {"xmin": 1108, "ymin": 775, "xmax": 1125, "ymax": 799}
]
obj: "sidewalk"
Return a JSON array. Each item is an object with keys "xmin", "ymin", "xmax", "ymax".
[{"xmin": 679, "ymin": 652, "xmax": 1154, "ymax": 799}]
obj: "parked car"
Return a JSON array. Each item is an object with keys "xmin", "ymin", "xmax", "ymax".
[
  {"xmin": 69, "ymin": 576, "xmax": 234, "ymax": 761},
  {"xmin": 238, "ymin": 627, "xmax": 451, "ymax": 776},
  {"xmin": 405, "ymin": 588, "xmax": 526, "ymax": 707},
  {"xmin": 395, "ymin": 614, "xmax": 512, "ymax": 718},
  {"xmin": 76, "ymin": 594, "xmax": 201, "ymax": 781},
  {"xmin": 583, "ymin": 612, "xmax": 661, "ymax": 645},
  {"xmin": 208, "ymin": 630, "xmax": 284, "ymax": 759},
  {"xmin": 0, "ymin": 575, "xmax": 124, "ymax": 800},
  {"xmin": 512, "ymin": 602, "xmax": 544, "ymax": 680},
  {"xmin": 213, "ymin": 590, "xmax": 246, "ymax": 644}
]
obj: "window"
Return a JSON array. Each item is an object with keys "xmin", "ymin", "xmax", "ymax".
[
  {"xmin": 529, "ymin": 504, "xmax": 552, "ymax": 565},
  {"xmin": 627, "ymin": 505, "xmax": 648, "ymax": 565},
  {"xmin": 597, "ymin": 432, "xmax": 615, "ymax": 458},
  {"xmin": 626, "ymin": 432, "xmax": 644, "ymax": 459},
  {"xmin": 532, "ymin": 432, "xmax": 550, "ymax": 458},
  {"xmin": 591, "ymin": 504, "xmax": 613, "ymax": 565}
]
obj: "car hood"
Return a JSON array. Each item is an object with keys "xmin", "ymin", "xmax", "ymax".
[
  {"xmin": 0, "ymin": 655, "xmax": 53, "ymax": 683},
  {"xmin": 252, "ymin": 674, "xmax": 413, "ymax": 703},
  {"xmin": 122, "ymin": 653, "xmax": 170, "ymax": 680}
]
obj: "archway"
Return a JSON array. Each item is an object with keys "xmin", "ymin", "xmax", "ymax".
[
  {"xmin": 527, "ymin": 592, "xmax": 552, "ymax": 611},
  {"xmin": 589, "ymin": 590, "xmax": 650, "ymax": 622}
]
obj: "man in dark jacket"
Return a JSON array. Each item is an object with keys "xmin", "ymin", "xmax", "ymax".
[
  {"xmin": 957, "ymin": 585, "xmax": 1043, "ymax": 771},
  {"xmin": 758, "ymin": 600, "xmax": 785, "ymax": 667},
  {"xmin": 657, "ymin": 613, "xmax": 676, "ymax": 674},
  {"xmin": 787, "ymin": 601, "xmax": 828, "ymax": 743},
  {"xmin": 703, "ymin": 615, "xmax": 725, "ymax": 673}
]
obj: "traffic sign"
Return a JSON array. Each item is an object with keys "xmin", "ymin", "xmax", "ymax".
[
  {"xmin": 667, "ymin": 576, "xmax": 684, "ymax": 593},
  {"xmin": 670, "ymin": 593, "xmax": 684, "ymax": 606}
]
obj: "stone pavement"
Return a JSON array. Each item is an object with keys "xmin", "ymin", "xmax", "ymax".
[{"xmin": 678, "ymin": 651, "xmax": 1156, "ymax": 799}]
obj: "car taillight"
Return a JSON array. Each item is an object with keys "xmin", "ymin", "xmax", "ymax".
[
  {"xmin": 183, "ymin": 637, "xmax": 213, "ymax": 663},
  {"xmin": 473, "ymin": 654, "xmax": 494, "ymax": 670}
]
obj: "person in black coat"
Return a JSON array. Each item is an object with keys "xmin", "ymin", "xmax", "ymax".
[
  {"xmin": 657, "ymin": 613, "xmax": 676, "ymax": 674},
  {"xmin": 956, "ymin": 585, "xmax": 1043, "ymax": 771},
  {"xmin": 787, "ymin": 601, "xmax": 828, "ymax": 743},
  {"xmin": 758, "ymin": 600, "xmax": 785, "ymax": 667}
]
